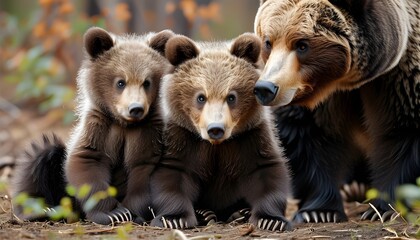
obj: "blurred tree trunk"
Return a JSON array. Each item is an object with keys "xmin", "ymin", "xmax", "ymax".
[
  {"xmin": 128, "ymin": 0, "xmax": 191, "ymax": 35},
  {"xmin": 84, "ymin": 0, "xmax": 259, "ymax": 39}
]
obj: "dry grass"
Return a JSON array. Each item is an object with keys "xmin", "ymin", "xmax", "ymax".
[{"xmin": 0, "ymin": 194, "xmax": 418, "ymax": 240}]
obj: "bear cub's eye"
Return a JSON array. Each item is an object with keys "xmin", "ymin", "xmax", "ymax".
[
  {"xmin": 227, "ymin": 94, "xmax": 236, "ymax": 104},
  {"xmin": 116, "ymin": 79, "xmax": 126, "ymax": 89},
  {"xmin": 143, "ymin": 79, "xmax": 151, "ymax": 89},
  {"xmin": 197, "ymin": 94, "xmax": 206, "ymax": 103},
  {"xmin": 295, "ymin": 40, "xmax": 309, "ymax": 54}
]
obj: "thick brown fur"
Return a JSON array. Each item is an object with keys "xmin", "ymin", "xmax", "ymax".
[
  {"xmin": 12, "ymin": 27, "xmax": 174, "ymax": 224},
  {"xmin": 150, "ymin": 34, "xmax": 291, "ymax": 231},
  {"xmin": 254, "ymin": 0, "xmax": 419, "ymax": 222}
]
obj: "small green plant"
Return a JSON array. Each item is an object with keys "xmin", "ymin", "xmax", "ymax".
[
  {"xmin": 4, "ymin": 43, "xmax": 74, "ymax": 112},
  {"xmin": 80, "ymin": 184, "xmax": 117, "ymax": 213},
  {"xmin": 0, "ymin": 0, "xmax": 108, "ymax": 117},
  {"xmin": 13, "ymin": 184, "xmax": 118, "ymax": 224},
  {"xmin": 116, "ymin": 222, "xmax": 134, "ymax": 240},
  {"xmin": 395, "ymin": 179, "xmax": 420, "ymax": 232},
  {"xmin": 365, "ymin": 188, "xmax": 390, "ymax": 203},
  {"xmin": 365, "ymin": 177, "xmax": 420, "ymax": 237},
  {"xmin": 13, "ymin": 192, "xmax": 47, "ymax": 218}
]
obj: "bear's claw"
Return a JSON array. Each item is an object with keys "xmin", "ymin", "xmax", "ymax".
[
  {"xmin": 43, "ymin": 207, "xmax": 58, "ymax": 214},
  {"xmin": 294, "ymin": 211, "xmax": 345, "ymax": 223},
  {"xmin": 195, "ymin": 209, "xmax": 217, "ymax": 225},
  {"xmin": 106, "ymin": 207, "xmax": 133, "ymax": 225},
  {"xmin": 257, "ymin": 218, "xmax": 288, "ymax": 231},
  {"xmin": 161, "ymin": 217, "xmax": 188, "ymax": 229},
  {"xmin": 340, "ymin": 181, "xmax": 368, "ymax": 203},
  {"xmin": 227, "ymin": 208, "xmax": 251, "ymax": 223},
  {"xmin": 361, "ymin": 208, "xmax": 398, "ymax": 222}
]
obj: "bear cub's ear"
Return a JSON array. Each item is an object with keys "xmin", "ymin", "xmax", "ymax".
[
  {"xmin": 230, "ymin": 33, "xmax": 262, "ymax": 65},
  {"xmin": 84, "ymin": 27, "xmax": 114, "ymax": 59},
  {"xmin": 165, "ymin": 36, "xmax": 199, "ymax": 66},
  {"xmin": 149, "ymin": 29, "xmax": 175, "ymax": 56}
]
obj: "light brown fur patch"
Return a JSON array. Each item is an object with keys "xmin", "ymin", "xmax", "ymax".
[{"xmin": 163, "ymin": 51, "xmax": 263, "ymax": 140}]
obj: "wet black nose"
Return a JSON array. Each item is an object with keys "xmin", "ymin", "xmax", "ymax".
[
  {"xmin": 128, "ymin": 103, "xmax": 144, "ymax": 118},
  {"xmin": 207, "ymin": 123, "xmax": 225, "ymax": 140},
  {"xmin": 254, "ymin": 80, "xmax": 279, "ymax": 105}
]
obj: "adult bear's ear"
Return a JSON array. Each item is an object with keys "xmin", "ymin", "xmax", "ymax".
[
  {"xmin": 329, "ymin": 0, "xmax": 372, "ymax": 16},
  {"xmin": 84, "ymin": 27, "xmax": 114, "ymax": 59},
  {"xmin": 149, "ymin": 29, "xmax": 175, "ymax": 56},
  {"xmin": 259, "ymin": 0, "xmax": 268, "ymax": 6},
  {"xmin": 230, "ymin": 33, "xmax": 262, "ymax": 65},
  {"xmin": 165, "ymin": 35, "xmax": 199, "ymax": 66}
]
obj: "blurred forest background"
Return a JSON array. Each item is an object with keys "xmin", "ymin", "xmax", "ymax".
[{"xmin": 0, "ymin": 0, "xmax": 259, "ymax": 167}]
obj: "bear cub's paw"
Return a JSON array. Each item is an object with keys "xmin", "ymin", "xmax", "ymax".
[{"xmin": 294, "ymin": 210, "xmax": 347, "ymax": 223}]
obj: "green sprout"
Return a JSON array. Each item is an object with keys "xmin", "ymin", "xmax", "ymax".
[
  {"xmin": 83, "ymin": 186, "xmax": 117, "ymax": 213},
  {"xmin": 13, "ymin": 184, "xmax": 118, "ymax": 224},
  {"xmin": 395, "ymin": 178, "xmax": 420, "ymax": 228},
  {"xmin": 13, "ymin": 192, "xmax": 47, "ymax": 218},
  {"xmin": 116, "ymin": 222, "xmax": 134, "ymax": 240}
]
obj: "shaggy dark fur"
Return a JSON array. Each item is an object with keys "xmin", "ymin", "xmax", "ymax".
[
  {"xmin": 254, "ymin": 0, "xmax": 419, "ymax": 222},
  {"xmin": 12, "ymin": 134, "xmax": 68, "ymax": 219}
]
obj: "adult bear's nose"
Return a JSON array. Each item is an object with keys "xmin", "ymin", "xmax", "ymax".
[{"xmin": 254, "ymin": 80, "xmax": 279, "ymax": 105}]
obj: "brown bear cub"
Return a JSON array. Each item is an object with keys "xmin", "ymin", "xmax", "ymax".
[
  {"xmin": 253, "ymin": 0, "xmax": 419, "ymax": 223},
  {"xmin": 150, "ymin": 33, "xmax": 291, "ymax": 231},
  {"xmin": 12, "ymin": 27, "xmax": 174, "ymax": 225}
]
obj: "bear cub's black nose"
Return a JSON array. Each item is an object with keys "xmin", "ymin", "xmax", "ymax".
[
  {"xmin": 254, "ymin": 80, "xmax": 279, "ymax": 105},
  {"xmin": 128, "ymin": 103, "xmax": 144, "ymax": 118},
  {"xmin": 207, "ymin": 123, "xmax": 225, "ymax": 140}
]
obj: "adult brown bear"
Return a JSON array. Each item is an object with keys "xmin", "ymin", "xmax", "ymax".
[{"xmin": 253, "ymin": 0, "xmax": 419, "ymax": 223}]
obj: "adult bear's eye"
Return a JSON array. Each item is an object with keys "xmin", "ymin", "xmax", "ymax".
[
  {"xmin": 116, "ymin": 79, "xmax": 126, "ymax": 89},
  {"xmin": 264, "ymin": 36, "xmax": 272, "ymax": 51},
  {"xmin": 261, "ymin": 36, "xmax": 273, "ymax": 62}
]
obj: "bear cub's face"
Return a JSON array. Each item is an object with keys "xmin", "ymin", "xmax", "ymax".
[
  {"xmin": 254, "ymin": 0, "xmax": 353, "ymax": 109},
  {"xmin": 162, "ymin": 34, "xmax": 263, "ymax": 144},
  {"xmin": 83, "ymin": 27, "xmax": 173, "ymax": 124}
]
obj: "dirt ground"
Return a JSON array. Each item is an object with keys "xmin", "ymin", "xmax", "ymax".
[
  {"xmin": 0, "ymin": 199, "xmax": 417, "ymax": 240},
  {"xmin": 0, "ymin": 108, "xmax": 418, "ymax": 239}
]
